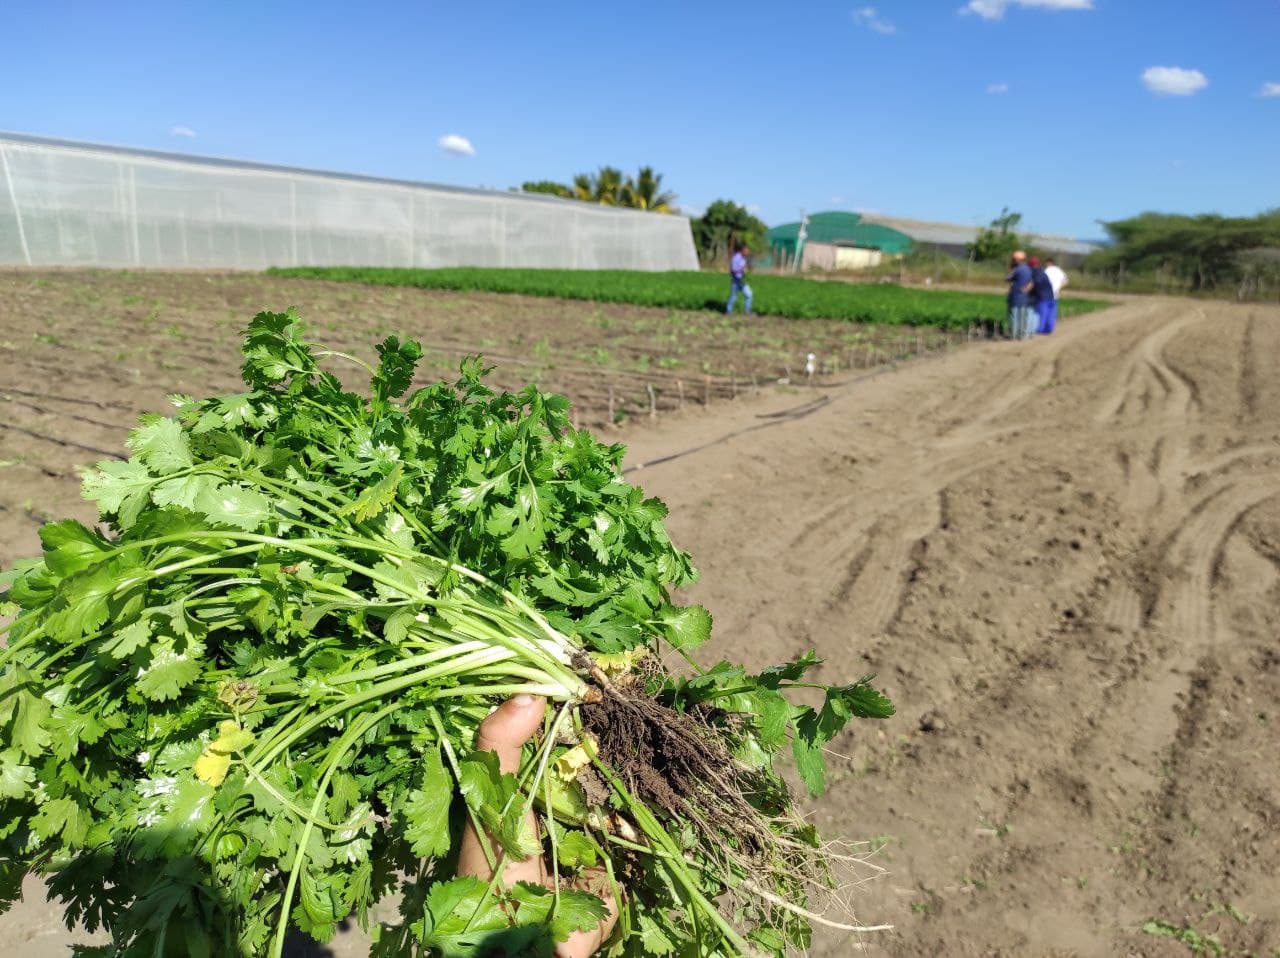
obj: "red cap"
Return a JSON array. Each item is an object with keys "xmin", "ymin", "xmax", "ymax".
[{"xmin": 1029, "ymin": 256, "xmax": 1041, "ymax": 266}]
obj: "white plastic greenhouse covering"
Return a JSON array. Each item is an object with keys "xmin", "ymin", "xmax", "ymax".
[{"xmin": 0, "ymin": 133, "xmax": 698, "ymax": 271}]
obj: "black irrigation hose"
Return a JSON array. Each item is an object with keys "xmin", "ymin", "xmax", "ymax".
[{"xmin": 0, "ymin": 421, "xmax": 125, "ymax": 460}]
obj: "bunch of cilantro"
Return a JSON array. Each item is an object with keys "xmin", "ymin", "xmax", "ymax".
[{"xmin": 0, "ymin": 309, "xmax": 893, "ymax": 957}]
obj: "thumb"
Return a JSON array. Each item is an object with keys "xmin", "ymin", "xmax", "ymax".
[{"xmin": 475, "ymin": 694, "xmax": 547, "ymax": 774}]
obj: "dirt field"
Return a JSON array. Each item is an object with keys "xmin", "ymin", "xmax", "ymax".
[{"xmin": 2, "ymin": 272, "xmax": 1278, "ymax": 956}]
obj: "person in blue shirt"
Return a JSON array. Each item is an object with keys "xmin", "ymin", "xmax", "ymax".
[
  {"xmin": 1029, "ymin": 256, "xmax": 1056, "ymax": 335},
  {"xmin": 726, "ymin": 243, "xmax": 753, "ymax": 315},
  {"xmin": 1005, "ymin": 250, "xmax": 1035, "ymax": 340}
]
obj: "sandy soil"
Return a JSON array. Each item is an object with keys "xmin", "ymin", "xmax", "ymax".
[{"xmin": 1, "ymin": 274, "xmax": 1277, "ymax": 956}]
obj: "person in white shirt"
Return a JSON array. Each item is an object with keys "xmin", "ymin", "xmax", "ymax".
[{"xmin": 1042, "ymin": 259, "xmax": 1068, "ymax": 334}]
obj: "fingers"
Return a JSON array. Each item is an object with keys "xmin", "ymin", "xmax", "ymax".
[
  {"xmin": 457, "ymin": 695, "xmax": 549, "ymax": 885},
  {"xmin": 460, "ymin": 695, "xmax": 621, "ymax": 956},
  {"xmin": 555, "ymin": 871, "xmax": 621, "ymax": 958},
  {"xmin": 475, "ymin": 694, "xmax": 547, "ymax": 774}
]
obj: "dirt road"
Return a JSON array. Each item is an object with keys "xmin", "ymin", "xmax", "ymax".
[
  {"xmin": 3, "ymin": 289, "xmax": 1278, "ymax": 955},
  {"xmin": 623, "ymin": 297, "xmax": 1280, "ymax": 955}
]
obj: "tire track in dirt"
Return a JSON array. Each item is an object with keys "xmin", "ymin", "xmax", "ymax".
[
  {"xmin": 1092, "ymin": 306, "xmax": 1203, "ymax": 424},
  {"xmin": 1157, "ymin": 478, "xmax": 1280, "ymax": 648},
  {"xmin": 1239, "ymin": 312, "xmax": 1259, "ymax": 419}
]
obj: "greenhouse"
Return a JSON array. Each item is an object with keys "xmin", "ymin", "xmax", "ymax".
[{"xmin": 0, "ymin": 132, "xmax": 698, "ymax": 271}]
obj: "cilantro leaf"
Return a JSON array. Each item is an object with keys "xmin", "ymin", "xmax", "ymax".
[
  {"xmin": 656, "ymin": 604, "xmax": 712, "ymax": 651},
  {"xmin": 418, "ymin": 876, "xmax": 512, "ymax": 957},
  {"xmin": 0, "ymin": 748, "xmax": 36, "ymax": 799},
  {"xmin": 372, "ymin": 336, "xmax": 423, "ymax": 404},
  {"xmin": 127, "ymin": 415, "xmax": 193, "ymax": 473},
  {"xmin": 79, "ymin": 459, "xmax": 153, "ymax": 526},
  {"xmin": 134, "ymin": 640, "xmax": 203, "ymax": 701},
  {"xmin": 403, "ymin": 749, "xmax": 452, "ymax": 859},
  {"xmin": 193, "ymin": 482, "xmax": 272, "ymax": 531}
]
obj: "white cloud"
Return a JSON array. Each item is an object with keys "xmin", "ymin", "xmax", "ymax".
[
  {"xmin": 961, "ymin": 0, "xmax": 1092, "ymax": 21},
  {"xmin": 1141, "ymin": 66, "xmax": 1208, "ymax": 97},
  {"xmin": 168, "ymin": 125, "xmax": 196, "ymax": 138},
  {"xmin": 1259, "ymin": 82, "xmax": 1280, "ymax": 98},
  {"xmin": 852, "ymin": 6, "xmax": 896, "ymax": 34},
  {"xmin": 438, "ymin": 134, "xmax": 476, "ymax": 156},
  {"xmin": 987, "ymin": 82, "xmax": 1009, "ymax": 94},
  {"xmin": 746, "ymin": 204, "xmax": 762, "ymax": 215}
]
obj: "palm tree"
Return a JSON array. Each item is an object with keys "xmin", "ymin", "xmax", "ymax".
[
  {"xmin": 592, "ymin": 166, "xmax": 625, "ymax": 206},
  {"xmin": 571, "ymin": 172, "xmax": 595, "ymax": 203},
  {"xmin": 622, "ymin": 166, "xmax": 676, "ymax": 213}
]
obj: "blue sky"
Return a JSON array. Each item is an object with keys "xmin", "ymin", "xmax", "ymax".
[{"xmin": 4, "ymin": 0, "xmax": 1277, "ymax": 240}]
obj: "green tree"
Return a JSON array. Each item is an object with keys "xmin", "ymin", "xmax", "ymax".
[
  {"xmin": 690, "ymin": 200, "xmax": 768, "ymax": 264},
  {"xmin": 1086, "ymin": 209, "xmax": 1280, "ymax": 291},
  {"xmin": 571, "ymin": 166, "xmax": 626, "ymax": 205},
  {"xmin": 968, "ymin": 207, "xmax": 1024, "ymax": 262},
  {"xmin": 622, "ymin": 166, "xmax": 677, "ymax": 213},
  {"xmin": 520, "ymin": 180, "xmax": 571, "ymax": 198}
]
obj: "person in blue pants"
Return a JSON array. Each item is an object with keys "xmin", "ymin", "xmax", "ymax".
[
  {"xmin": 1005, "ymin": 250, "xmax": 1034, "ymax": 339},
  {"xmin": 726, "ymin": 243, "xmax": 753, "ymax": 315},
  {"xmin": 1030, "ymin": 257, "xmax": 1055, "ymax": 334}
]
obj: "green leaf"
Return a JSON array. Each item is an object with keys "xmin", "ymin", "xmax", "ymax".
[
  {"xmin": 127, "ymin": 415, "xmax": 193, "ymax": 473},
  {"xmin": 12, "ymin": 684, "xmax": 52, "ymax": 757},
  {"xmin": 340, "ymin": 464, "xmax": 404, "ymax": 522},
  {"xmin": 52, "ymin": 561, "xmax": 118, "ymax": 637},
  {"xmin": 636, "ymin": 910, "xmax": 676, "ymax": 955},
  {"xmin": 194, "ymin": 482, "xmax": 272, "ymax": 531},
  {"xmin": 293, "ymin": 868, "xmax": 343, "ymax": 942},
  {"xmin": 0, "ymin": 748, "xmax": 36, "ymax": 799},
  {"xmin": 554, "ymin": 829, "xmax": 600, "ymax": 869},
  {"xmin": 372, "ymin": 336, "xmax": 423, "ymax": 403},
  {"xmin": 326, "ymin": 771, "xmax": 361, "ymax": 821},
  {"xmin": 753, "ymin": 688, "xmax": 792, "ymax": 751},
  {"xmin": 757, "ymin": 650, "xmax": 822, "ymax": 688},
  {"xmin": 548, "ymin": 888, "xmax": 607, "ymax": 941},
  {"xmin": 38, "ymin": 520, "xmax": 110, "ymax": 577},
  {"xmin": 419, "ymin": 876, "xmax": 510, "ymax": 957},
  {"xmin": 151, "ymin": 473, "xmax": 221, "ymax": 510},
  {"xmin": 31, "ymin": 796, "xmax": 91, "ymax": 846},
  {"xmin": 79, "ymin": 458, "xmax": 153, "ymax": 526},
  {"xmin": 458, "ymin": 751, "xmax": 540, "ymax": 859},
  {"xmin": 829, "ymin": 677, "xmax": 896, "ymax": 720},
  {"xmin": 791, "ymin": 727, "xmax": 827, "ymax": 798},
  {"xmin": 404, "ymin": 749, "xmax": 452, "ymax": 859},
  {"xmin": 100, "ymin": 618, "xmax": 152, "ymax": 659},
  {"xmin": 135, "ymin": 640, "xmax": 203, "ymax": 701},
  {"xmin": 657, "ymin": 604, "xmax": 711, "ymax": 651},
  {"xmin": 137, "ymin": 778, "xmax": 216, "ymax": 857}
]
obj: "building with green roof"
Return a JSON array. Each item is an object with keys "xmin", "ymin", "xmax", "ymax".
[{"xmin": 766, "ymin": 211, "xmax": 914, "ymax": 271}]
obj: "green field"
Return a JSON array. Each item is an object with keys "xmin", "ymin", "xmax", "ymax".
[{"xmin": 267, "ymin": 267, "xmax": 1111, "ymax": 328}]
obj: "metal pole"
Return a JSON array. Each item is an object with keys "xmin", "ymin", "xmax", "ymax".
[{"xmin": 793, "ymin": 210, "xmax": 809, "ymax": 274}]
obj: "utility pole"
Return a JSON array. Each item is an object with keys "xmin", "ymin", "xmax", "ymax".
[{"xmin": 794, "ymin": 210, "xmax": 809, "ymax": 274}]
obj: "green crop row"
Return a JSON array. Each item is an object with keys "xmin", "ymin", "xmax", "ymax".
[{"xmin": 266, "ymin": 267, "xmax": 1111, "ymax": 328}]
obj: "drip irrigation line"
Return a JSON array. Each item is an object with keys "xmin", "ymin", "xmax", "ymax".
[
  {"xmin": 623, "ymin": 339, "xmax": 972, "ymax": 474},
  {"xmin": 0, "ymin": 421, "xmax": 124, "ymax": 460}
]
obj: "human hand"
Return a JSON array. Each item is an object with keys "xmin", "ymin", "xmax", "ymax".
[{"xmin": 457, "ymin": 694, "xmax": 620, "ymax": 957}]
